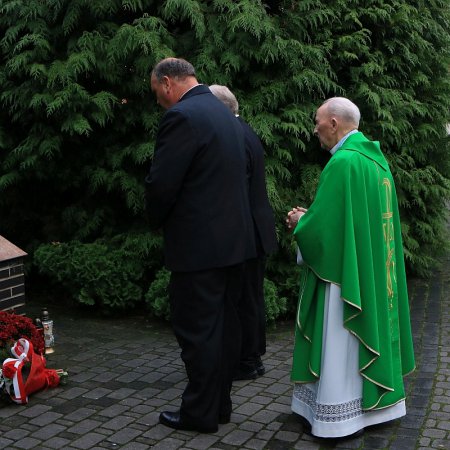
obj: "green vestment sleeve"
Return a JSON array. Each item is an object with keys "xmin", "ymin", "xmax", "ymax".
[{"xmin": 291, "ymin": 132, "xmax": 415, "ymax": 410}]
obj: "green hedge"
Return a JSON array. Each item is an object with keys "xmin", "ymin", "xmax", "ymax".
[{"xmin": 1, "ymin": 0, "xmax": 449, "ymax": 317}]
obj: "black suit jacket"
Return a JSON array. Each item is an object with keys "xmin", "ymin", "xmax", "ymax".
[
  {"xmin": 145, "ymin": 85, "xmax": 256, "ymax": 272},
  {"xmin": 238, "ymin": 117, "xmax": 278, "ymax": 257}
]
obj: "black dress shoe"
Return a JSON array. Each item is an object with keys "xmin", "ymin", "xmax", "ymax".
[
  {"xmin": 256, "ymin": 363, "xmax": 265, "ymax": 376},
  {"xmin": 233, "ymin": 368, "xmax": 258, "ymax": 381},
  {"xmin": 233, "ymin": 362, "xmax": 266, "ymax": 381},
  {"xmin": 159, "ymin": 411, "xmax": 218, "ymax": 433},
  {"xmin": 218, "ymin": 413, "xmax": 231, "ymax": 424}
]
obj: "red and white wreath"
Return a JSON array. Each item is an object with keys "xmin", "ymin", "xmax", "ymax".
[{"xmin": 0, "ymin": 338, "xmax": 66, "ymax": 404}]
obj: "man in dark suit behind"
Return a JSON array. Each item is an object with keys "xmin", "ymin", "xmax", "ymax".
[
  {"xmin": 145, "ymin": 58, "xmax": 256, "ymax": 433},
  {"xmin": 209, "ymin": 85, "xmax": 278, "ymax": 380}
]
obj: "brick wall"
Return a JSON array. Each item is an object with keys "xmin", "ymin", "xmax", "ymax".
[{"xmin": 0, "ymin": 236, "xmax": 27, "ymax": 314}]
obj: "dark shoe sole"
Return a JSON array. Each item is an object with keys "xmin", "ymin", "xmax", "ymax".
[
  {"xmin": 219, "ymin": 414, "xmax": 231, "ymax": 424},
  {"xmin": 256, "ymin": 365, "xmax": 265, "ymax": 376},
  {"xmin": 233, "ymin": 370, "xmax": 258, "ymax": 381},
  {"xmin": 159, "ymin": 412, "xmax": 218, "ymax": 433}
]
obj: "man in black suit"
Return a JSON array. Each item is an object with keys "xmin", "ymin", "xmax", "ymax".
[
  {"xmin": 145, "ymin": 58, "xmax": 256, "ymax": 433},
  {"xmin": 209, "ymin": 85, "xmax": 278, "ymax": 380}
]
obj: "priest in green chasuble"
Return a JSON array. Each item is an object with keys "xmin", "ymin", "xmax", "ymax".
[{"xmin": 286, "ymin": 97, "xmax": 415, "ymax": 438}]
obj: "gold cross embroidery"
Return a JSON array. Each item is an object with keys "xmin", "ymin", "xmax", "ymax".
[{"xmin": 382, "ymin": 178, "xmax": 395, "ymax": 308}]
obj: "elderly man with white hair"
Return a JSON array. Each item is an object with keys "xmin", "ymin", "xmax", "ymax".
[
  {"xmin": 286, "ymin": 97, "xmax": 416, "ymax": 438},
  {"xmin": 209, "ymin": 84, "xmax": 278, "ymax": 382}
]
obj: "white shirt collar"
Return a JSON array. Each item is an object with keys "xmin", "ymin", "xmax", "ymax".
[{"xmin": 330, "ymin": 129, "xmax": 358, "ymax": 155}]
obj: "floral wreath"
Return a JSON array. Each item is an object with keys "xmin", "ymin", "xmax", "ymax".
[{"xmin": 0, "ymin": 311, "xmax": 67, "ymax": 404}]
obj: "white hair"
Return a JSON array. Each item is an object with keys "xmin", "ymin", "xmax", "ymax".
[
  {"xmin": 209, "ymin": 84, "xmax": 239, "ymax": 115},
  {"xmin": 322, "ymin": 97, "xmax": 361, "ymax": 127}
]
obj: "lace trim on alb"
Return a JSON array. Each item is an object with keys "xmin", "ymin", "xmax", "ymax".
[{"xmin": 293, "ymin": 384, "xmax": 363, "ymax": 422}]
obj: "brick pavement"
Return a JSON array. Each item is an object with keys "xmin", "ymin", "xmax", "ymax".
[{"xmin": 0, "ymin": 255, "xmax": 448, "ymax": 449}]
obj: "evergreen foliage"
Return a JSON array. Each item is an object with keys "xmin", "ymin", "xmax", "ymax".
[
  {"xmin": 34, "ymin": 239, "xmax": 145, "ymax": 312},
  {"xmin": 263, "ymin": 277, "xmax": 288, "ymax": 323},
  {"xmin": 145, "ymin": 267, "xmax": 171, "ymax": 320},
  {"xmin": 0, "ymin": 0, "xmax": 449, "ymax": 317}
]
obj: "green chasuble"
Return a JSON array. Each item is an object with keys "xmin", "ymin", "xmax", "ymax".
[{"xmin": 291, "ymin": 132, "xmax": 415, "ymax": 410}]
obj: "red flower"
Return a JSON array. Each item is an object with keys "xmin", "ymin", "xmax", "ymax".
[
  {"xmin": 45, "ymin": 369, "xmax": 61, "ymax": 388},
  {"xmin": 0, "ymin": 311, "xmax": 45, "ymax": 362}
]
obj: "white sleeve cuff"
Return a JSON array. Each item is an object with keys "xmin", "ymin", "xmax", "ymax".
[{"xmin": 296, "ymin": 247, "xmax": 304, "ymax": 265}]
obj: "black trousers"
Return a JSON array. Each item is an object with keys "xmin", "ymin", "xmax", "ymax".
[
  {"xmin": 169, "ymin": 264, "xmax": 244, "ymax": 429},
  {"xmin": 238, "ymin": 256, "xmax": 266, "ymax": 372}
]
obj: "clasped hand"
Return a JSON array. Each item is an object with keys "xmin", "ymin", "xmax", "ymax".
[{"xmin": 285, "ymin": 206, "xmax": 307, "ymax": 230}]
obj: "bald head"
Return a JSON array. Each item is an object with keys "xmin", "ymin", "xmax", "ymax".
[
  {"xmin": 152, "ymin": 58, "xmax": 196, "ymax": 82},
  {"xmin": 314, "ymin": 97, "xmax": 360, "ymax": 151},
  {"xmin": 150, "ymin": 57, "xmax": 198, "ymax": 109},
  {"xmin": 322, "ymin": 97, "xmax": 360, "ymax": 128}
]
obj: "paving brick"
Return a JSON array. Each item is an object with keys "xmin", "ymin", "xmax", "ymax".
[
  {"xmin": 234, "ymin": 402, "xmax": 264, "ymax": 416},
  {"xmin": 266, "ymin": 402, "xmax": 291, "ymax": 414},
  {"xmin": 119, "ymin": 443, "xmax": 150, "ymax": 450},
  {"xmin": 423, "ymin": 429, "xmax": 447, "ymax": 439},
  {"xmin": 81, "ymin": 387, "xmax": 113, "ymax": 399},
  {"xmin": 58, "ymin": 387, "xmax": 90, "ymax": 400},
  {"xmin": 264, "ymin": 383, "xmax": 292, "ymax": 395},
  {"xmin": 437, "ymin": 420, "xmax": 450, "ymax": 431},
  {"xmin": 13, "ymin": 437, "xmax": 42, "ymax": 449},
  {"xmin": 428, "ymin": 411, "xmax": 450, "ymax": 421},
  {"xmin": 130, "ymin": 404, "xmax": 155, "ymax": 415},
  {"xmin": 419, "ymin": 437, "xmax": 432, "ymax": 447},
  {"xmin": 266, "ymin": 421, "xmax": 283, "ymax": 432},
  {"xmin": 0, "ymin": 438, "xmax": 14, "ymax": 449},
  {"xmin": 221, "ymin": 429, "xmax": 253, "ymax": 446},
  {"xmin": 29, "ymin": 411, "xmax": 64, "ymax": 426},
  {"xmin": 106, "ymin": 387, "xmax": 137, "ymax": 400},
  {"xmin": 70, "ymin": 432, "xmax": 106, "ymax": 449},
  {"xmin": 142, "ymin": 425, "xmax": 174, "ymax": 440},
  {"xmin": 364, "ymin": 436, "xmax": 391, "ymax": 449},
  {"xmin": 0, "ymin": 405, "xmax": 19, "ymax": 419},
  {"xmin": 92, "ymin": 371, "xmax": 117, "ymax": 382},
  {"xmin": 151, "ymin": 437, "xmax": 185, "ymax": 449},
  {"xmin": 90, "ymin": 395, "xmax": 118, "ymax": 408},
  {"xmin": 434, "ymin": 395, "xmax": 450, "ymax": 404},
  {"xmin": 274, "ymin": 430, "xmax": 300, "ymax": 442},
  {"xmin": 254, "ymin": 430, "xmax": 275, "ymax": 441},
  {"xmin": 102, "ymin": 415, "xmax": 135, "ymax": 430},
  {"xmin": 20, "ymin": 423, "xmax": 40, "ymax": 433},
  {"xmin": 184, "ymin": 434, "xmax": 220, "ymax": 449},
  {"xmin": 293, "ymin": 441, "xmax": 321, "ymax": 450},
  {"xmin": 103, "ymin": 428, "xmax": 143, "ymax": 445},
  {"xmin": 63, "ymin": 407, "xmax": 97, "ymax": 422},
  {"xmin": 157, "ymin": 387, "xmax": 184, "ymax": 401},
  {"xmin": 67, "ymin": 419, "xmax": 104, "ymax": 434},
  {"xmin": 249, "ymin": 395, "xmax": 273, "ymax": 405},
  {"xmin": 2, "ymin": 428, "xmax": 30, "ymax": 440},
  {"xmin": 70, "ymin": 371, "xmax": 100, "ymax": 383},
  {"xmin": 250, "ymin": 409, "xmax": 280, "ymax": 424},
  {"xmin": 239, "ymin": 421, "xmax": 265, "ymax": 432},
  {"xmin": 116, "ymin": 371, "xmax": 146, "ymax": 383},
  {"xmin": 243, "ymin": 438, "xmax": 268, "ymax": 450},
  {"xmin": 18, "ymin": 404, "xmax": 52, "ymax": 418},
  {"xmin": 40, "ymin": 436, "xmax": 73, "ymax": 449},
  {"xmin": 431, "ymin": 439, "xmax": 450, "ymax": 449},
  {"xmin": 96, "ymin": 404, "xmax": 130, "ymax": 417},
  {"xmin": 31, "ymin": 423, "xmax": 67, "ymax": 439}
]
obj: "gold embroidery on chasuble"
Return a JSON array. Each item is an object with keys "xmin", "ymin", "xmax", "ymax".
[{"xmin": 382, "ymin": 178, "xmax": 396, "ymax": 311}]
